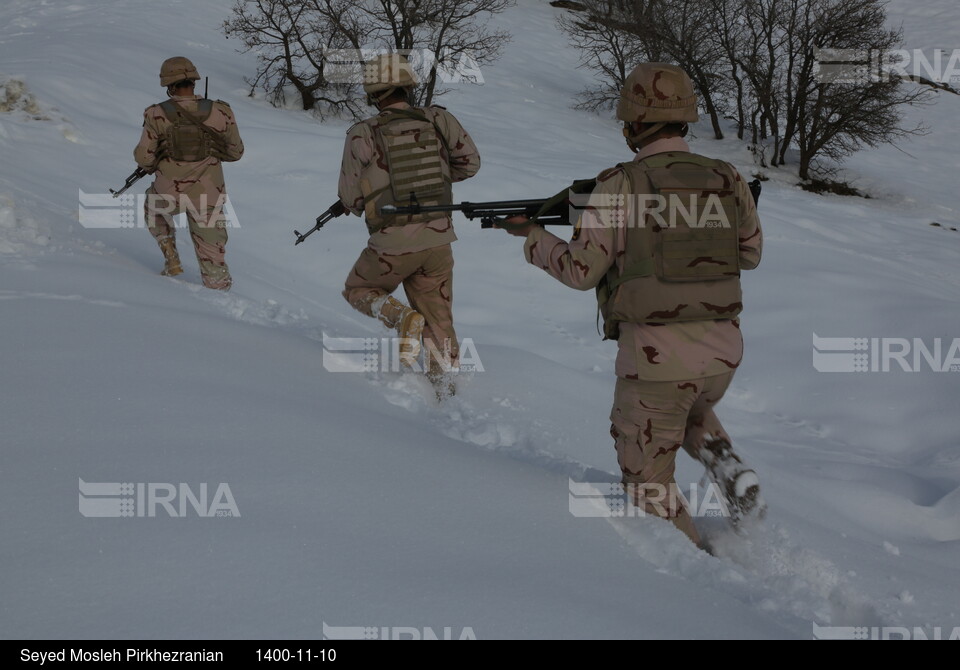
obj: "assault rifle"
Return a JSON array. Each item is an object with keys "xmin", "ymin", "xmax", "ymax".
[
  {"xmin": 381, "ymin": 179, "xmax": 761, "ymax": 229},
  {"xmin": 110, "ymin": 167, "xmax": 150, "ymax": 198},
  {"xmin": 381, "ymin": 179, "xmax": 598, "ymax": 228},
  {"xmin": 294, "ymin": 200, "xmax": 347, "ymax": 245}
]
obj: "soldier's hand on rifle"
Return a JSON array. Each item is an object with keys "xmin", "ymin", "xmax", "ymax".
[{"xmin": 496, "ymin": 215, "xmax": 536, "ymax": 237}]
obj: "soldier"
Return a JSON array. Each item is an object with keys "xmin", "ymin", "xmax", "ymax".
[
  {"xmin": 339, "ymin": 53, "xmax": 480, "ymax": 395},
  {"xmin": 500, "ymin": 63, "xmax": 764, "ymax": 550},
  {"xmin": 134, "ymin": 57, "xmax": 244, "ymax": 290}
]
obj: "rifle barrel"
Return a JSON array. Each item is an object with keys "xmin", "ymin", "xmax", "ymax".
[
  {"xmin": 383, "ymin": 199, "xmax": 547, "ymax": 217},
  {"xmin": 293, "ymin": 201, "xmax": 346, "ymax": 246}
]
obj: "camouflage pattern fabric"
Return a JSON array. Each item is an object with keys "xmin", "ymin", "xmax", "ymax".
[
  {"xmin": 338, "ymin": 102, "xmax": 480, "ymax": 254},
  {"xmin": 617, "ymin": 62, "xmax": 699, "ymax": 125},
  {"xmin": 343, "ymin": 244, "xmax": 459, "ymax": 368},
  {"xmin": 339, "ymin": 101, "xmax": 479, "ymax": 373},
  {"xmin": 597, "ymin": 152, "xmax": 745, "ymax": 336},
  {"xmin": 134, "ymin": 94, "xmax": 243, "ymax": 290},
  {"xmin": 524, "ymin": 136, "xmax": 762, "ymax": 381},
  {"xmin": 143, "ymin": 186, "xmax": 230, "ymax": 290},
  {"xmin": 611, "ymin": 372, "xmax": 736, "ymax": 546},
  {"xmin": 159, "ymin": 56, "xmax": 201, "ymax": 87},
  {"xmin": 523, "ymin": 136, "xmax": 763, "ymax": 547}
]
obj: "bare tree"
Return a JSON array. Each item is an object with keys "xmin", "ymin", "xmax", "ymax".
[
  {"xmin": 557, "ymin": 0, "xmax": 732, "ymax": 139},
  {"xmin": 224, "ymin": 0, "xmax": 513, "ymax": 116},
  {"xmin": 556, "ymin": 0, "xmax": 932, "ymax": 182},
  {"xmin": 556, "ymin": 1, "xmax": 647, "ymax": 112},
  {"xmin": 415, "ymin": 0, "xmax": 512, "ymax": 107},
  {"xmin": 707, "ymin": 0, "xmax": 749, "ymax": 139},
  {"xmin": 790, "ymin": 0, "xmax": 931, "ymax": 179},
  {"xmin": 615, "ymin": 0, "xmax": 733, "ymax": 139},
  {"xmin": 223, "ymin": 0, "xmax": 362, "ymax": 116}
]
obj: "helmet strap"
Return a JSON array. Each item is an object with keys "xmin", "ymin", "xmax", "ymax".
[
  {"xmin": 369, "ymin": 87, "xmax": 397, "ymax": 108},
  {"xmin": 622, "ymin": 125, "xmax": 640, "ymax": 153},
  {"xmin": 369, "ymin": 86, "xmax": 415, "ymax": 108},
  {"xmin": 623, "ymin": 121, "xmax": 666, "ymax": 152},
  {"xmin": 166, "ymin": 79, "xmax": 196, "ymax": 98}
]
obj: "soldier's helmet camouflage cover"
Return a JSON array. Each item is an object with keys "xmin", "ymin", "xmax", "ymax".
[
  {"xmin": 616, "ymin": 63, "xmax": 699, "ymax": 125},
  {"xmin": 363, "ymin": 53, "xmax": 417, "ymax": 104},
  {"xmin": 160, "ymin": 57, "xmax": 201, "ymax": 87}
]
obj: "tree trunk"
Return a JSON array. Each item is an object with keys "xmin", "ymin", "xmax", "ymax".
[
  {"xmin": 702, "ymin": 91, "xmax": 724, "ymax": 140},
  {"xmin": 798, "ymin": 150, "xmax": 811, "ymax": 181}
]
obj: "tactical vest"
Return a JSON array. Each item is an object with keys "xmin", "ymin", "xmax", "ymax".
[
  {"xmin": 158, "ymin": 99, "xmax": 219, "ymax": 162},
  {"xmin": 597, "ymin": 153, "xmax": 743, "ymax": 340},
  {"xmin": 360, "ymin": 107, "xmax": 453, "ymax": 233}
]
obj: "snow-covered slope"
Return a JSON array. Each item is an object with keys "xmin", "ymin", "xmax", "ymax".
[{"xmin": 1, "ymin": 0, "xmax": 957, "ymax": 639}]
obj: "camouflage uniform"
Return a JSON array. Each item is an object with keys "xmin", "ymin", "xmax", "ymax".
[
  {"xmin": 524, "ymin": 132, "xmax": 762, "ymax": 546},
  {"xmin": 339, "ymin": 101, "xmax": 480, "ymax": 369},
  {"xmin": 134, "ymin": 93, "xmax": 244, "ymax": 290}
]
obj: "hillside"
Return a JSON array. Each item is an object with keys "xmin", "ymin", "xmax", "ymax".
[{"xmin": 1, "ymin": 0, "xmax": 957, "ymax": 639}]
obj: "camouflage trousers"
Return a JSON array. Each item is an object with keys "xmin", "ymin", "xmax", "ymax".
[
  {"xmin": 343, "ymin": 244, "xmax": 458, "ymax": 367},
  {"xmin": 144, "ymin": 186, "xmax": 231, "ymax": 290},
  {"xmin": 610, "ymin": 372, "xmax": 735, "ymax": 547}
]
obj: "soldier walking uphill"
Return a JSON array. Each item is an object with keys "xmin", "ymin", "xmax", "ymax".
[
  {"xmin": 500, "ymin": 64, "xmax": 765, "ymax": 550},
  {"xmin": 339, "ymin": 54, "xmax": 480, "ymax": 396},
  {"xmin": 133, "ymin": 57, "xmax": 244, "ymax": 290}
]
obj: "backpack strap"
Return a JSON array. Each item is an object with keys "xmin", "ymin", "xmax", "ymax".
[{"xmin": 159, "ymin": 99, "xmax": 228, "ymax": 155}]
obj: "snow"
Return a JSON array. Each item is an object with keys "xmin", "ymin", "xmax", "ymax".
[{"xmin": 1, "ymin": 0, "xmax": 958, "ymax": 639}]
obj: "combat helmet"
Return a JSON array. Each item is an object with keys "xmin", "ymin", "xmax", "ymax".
[
  {"xmin": 160, "ymin": 57, "xmax": 201, "ymax": 87},
  {"xmin": 617, "ymin": 63, "xmax": 698, "ymax": 147},
  {"xmin": 363, "ymin": 53, "xmax": 417, "ymax": 106}
]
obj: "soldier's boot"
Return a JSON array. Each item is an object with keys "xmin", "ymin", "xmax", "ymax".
[
  {"xmin": 191, "ymin": 227, "xmax": 231, "ymax": 290},
  {"xmin": 157, "ymin": 236, "xmax": 183, "ymax": 277},
  {"xmin": 426, "ymin": 357, "xmax": 456, "ymax": 402},
  {"xmin": 200, "ymin": 264, "xmax": 232, "ymax": 291},
  {"xmin": 373, "ymin": 295, "xmax": 425, "ymax": 368},
  {"xmin": 697, "ymin": 437, "xmax": 766, "ymax": 525}
]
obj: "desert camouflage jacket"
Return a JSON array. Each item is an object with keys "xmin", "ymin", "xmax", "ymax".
[{"xmin": 524, "ymin": 137, "xmax": 763, "ymax": 381}]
